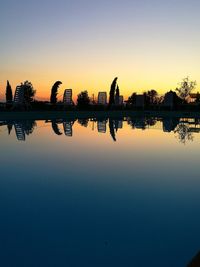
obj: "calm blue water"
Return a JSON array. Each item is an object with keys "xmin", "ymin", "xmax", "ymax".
[{"xmin": 0, "ymin": 117, "xmax": 200, "ymax": 267}]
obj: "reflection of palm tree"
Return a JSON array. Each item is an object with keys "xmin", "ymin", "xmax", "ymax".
[
  {"xmin": 51, "ymin": 120, "xmax": 63, "ymax": 135},
  {"xmin": 174, "ymin": 123, "xmax": 193, "ymax": 144},
  {"xmin": 109, "ymin": 118, "xmax": 116, "ymax": 142}
]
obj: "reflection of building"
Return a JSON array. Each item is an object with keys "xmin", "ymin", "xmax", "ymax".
[
  {"xmin": 97, "ymin": 121, "xmax": 107, "ymax": 133},
  {"xmin": 14, "ymin": 86, "xmax": 24, "ymax": 104},
  {"xmin": 14, "ymin": 123, "xmax": 25, "ymax": 141},
  {"xmin": 63, "ymin": 121, "xmax": 73, "ymax": 137},
  {"xmin": 98, "ymin": 92, "xmax": 107, "ymax": 105},
  {"xmin": 63, "ymin": 89, "xmax": 73, "ymax": 105}
]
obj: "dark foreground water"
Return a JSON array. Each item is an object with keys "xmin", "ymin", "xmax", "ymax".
[{"xmin": 0, "ymin": 116, "xmax": 200, "ymax": 267}]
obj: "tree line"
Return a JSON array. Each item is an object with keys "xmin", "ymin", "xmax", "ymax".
[{"xmin": 1, "ymin": 76, "xmax": 199, "ymax": 110}]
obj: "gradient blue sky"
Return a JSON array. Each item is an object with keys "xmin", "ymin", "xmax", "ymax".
[{"xmin": 1, "ymin": 0, "xmax": 200, "ymax": 100}]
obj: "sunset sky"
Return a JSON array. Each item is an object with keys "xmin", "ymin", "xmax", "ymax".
[{"xmin": 1, "ymin": 0, "xmax": 200, "ymax": 101}]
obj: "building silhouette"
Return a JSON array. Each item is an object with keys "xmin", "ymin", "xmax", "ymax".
[
  {"xmin": 14, "ymin": 86, "xmax": 24, "ymax": 104},
  {"xmin": 98, "ymin": 92, "xmax": 107, "ymax": 105},
  {"xmin": 63, "ymin": 89, "xmax": 73, "ymax": 105}
]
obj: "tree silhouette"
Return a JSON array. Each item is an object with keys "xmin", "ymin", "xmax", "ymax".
[
  {"xmin": 176, "ymin": 77, "xmax": 197, "ymax": 101},
  {"xmin": 109, "ymin": 77, "xmax": 118, "ymax": 106},
  {"xmin": 50, "ymin": 81, "xmax": 62, "ymax": 104},
  {"xmin": 145, "ymin": 90, "xmax": 158, "ymax": 105},
  {"xmin": 6, "ymin": 80, "xmax": 13, "ymax": 103},
  {"xmin": 128, "ymin": 92, "xmax": 137, "ymax": 105},
  {"xmin": 174, "ymin": 123, "xmax": 193, "ymax": 144},
  {"xmin": 77, "ymin": 91, "xmax": 90, "ymax": 108},
  {"xmin": 18, "ymin": 81, "xmax": 36, "ymax": 103}
]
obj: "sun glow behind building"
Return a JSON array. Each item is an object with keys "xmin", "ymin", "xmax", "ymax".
[{"xmin": 0, "ymin": 0, "xmax": 200, "ymax": 101}]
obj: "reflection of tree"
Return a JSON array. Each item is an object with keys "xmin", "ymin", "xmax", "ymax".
[
  {"xmin": 78, "ymin": 119, "xmax": 89, "ymax": 128},
  {"xmin": 114, "ymin": 120, "xmax": 119, "ymax": 132},
  {"xmin": 51, "ymin": 121, "xmax": 63, "ymax": 135},
  {"xmin": 163, "ymin": 118, "xmax": 180, "ymax": 132},
  {"xmin": 127, "ymin": 117, "xmax": 147, "ymax": 130},
  {"xmin": 7, "ymin": 123, "xmax": 13, "ymax": 135},
  {"xmin": 109, "ymin": 119, "xmax": 116, "ymax": 142},
  {"xmin": 24, "ymin": 120, "xmax": 37, "ymax": 135},
  {"xmin": 145, "ymin": 118, "xmax": 157, "ymax": 127},
  {"xmin": 174, "ymin": 123, "xmax": 193, "ymax": 144}
]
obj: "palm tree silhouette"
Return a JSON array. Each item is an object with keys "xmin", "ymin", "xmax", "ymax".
[{"xmin": 50, "ymin": 81, "xmax": 62, "ymax": 104}]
